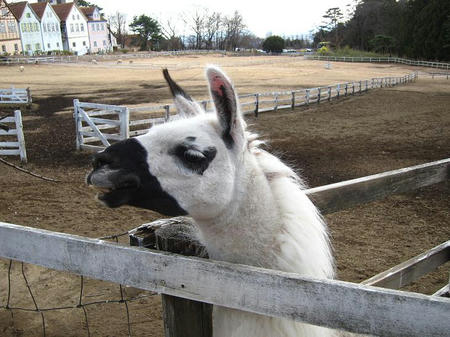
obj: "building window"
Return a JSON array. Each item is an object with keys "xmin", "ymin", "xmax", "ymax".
[
  {"xmin": 35, "ymin": 43, "xmax": 40, "ymax": 50},
  {"xmin": 43, "ymin": 23, "xmax": 47, "ymax": 32},
  {"xmin": 26, "ymin": 44, "xmax": 31, "ymax": 50},
  {"xmin": 35, "ymin": 23, "xmax": 39, "ymax": 31},
  {"xmin": 80, "ymin": 24, "xmax": 84, "ymax": 32},
  {"xmin": 70, "ymin": 24, "xmax": 74, "ymax": 32},
  {"xmin": 21, "ymin": 23, "xmax": 26, "ymax": 32},
  {"xmin": 82, "ymin": 41, "xmax": 86, "ymax": 46},
  {"xmin": 77, "ymin": 14, "xmax": 80, "ymax": 20},
  {"xmin": 8, "ymin": 21, "xmax": 17, "ymax": 33},
  {"xmin": 1, "ymin": 45, "xmax": 6, "ymax": 53},
  {"xmin": 92, "ymin": 24, "xmax": 96, "ymax": 32},
  {"xmin": 93, "ymin": 41, "xmax": 97, "ymax": 47},
  {"xmin": 28, "ymin": 23, "xmax": 32, "ymax": 32},
  {"xmin": 14, "ymin": 44, "xmax": 19, "ymax": 51},
  {"xmin": 75, "ymin": 23, "xmax": 79, "ymax": 32},
  {"xmin": 103, "ymin": 40, "xmax": 106, "ymax": 46},
  {"xmin": 1, "ymin": 8, "xmax": 8, "ymax": 16},
  {"xmin": 72, "ymin": 42, "xmax": 76, "ymax": 47},
  {"xmin": 101, "ymin": 23, "xmax": 105, "ymax": 31},
  {"xmin": 56, "ymin": 42, "xmax": 60, "ymax": 48},
  {"xmin": 26, "ymin": 13, "xmax": 31, "ymax": 18},
  {"xmin": 72, "ymin": 14, "xmax": 75, "ymax": 20},
  {"xmin": 96, "ymin": 23, "xmax": 100, "ymax": 31},
  {"xmin": 47, "ymin": 43, "xmax": 50, "ymax": 49},
  {"xmin": 0, "ymin": 22, "xmax": 5, "ymax": 33}
]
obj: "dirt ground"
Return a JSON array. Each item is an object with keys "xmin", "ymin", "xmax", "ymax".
[{"xmin": 0, "ymin": 55, "xmax": 449, "ymax": 336}]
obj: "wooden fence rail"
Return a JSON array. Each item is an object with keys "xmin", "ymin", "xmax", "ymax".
[
  {"xmin": 74, "ymin": 72, "xmax": 417, "ymax": 151},
  {"xmin": 305, "ymin": 55, "xmax": 450, "ymax": 70},
  {"xmin": 0, "ymin": 87, "xmax": 31, "ymax": 104},
  {"xmin": 0, "ymin": 110, "xmax": 27, "ymax": 162},
  {"xmin": 1, "ymin": 158, "xmax": 449, "ymax": 336}
]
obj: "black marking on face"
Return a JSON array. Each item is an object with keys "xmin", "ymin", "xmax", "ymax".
[
  {"xmin": 170, "ymin": 137, "xmax": 217, "ymax": 175},
  {"xmin": 162, "ymin": 68, "xmax": 193, "ymax": 101},
  {"xmin": 211, "ymin": 84, "xmax": 234, "ymax": 149},
  {"xmin": 87, "ymin": 138, "xmax": 187, "ymax": 216}
]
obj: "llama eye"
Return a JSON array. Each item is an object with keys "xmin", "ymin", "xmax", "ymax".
[{"xmin": 184, "ymin": 149, "xmax": 206, "ymax": 163}]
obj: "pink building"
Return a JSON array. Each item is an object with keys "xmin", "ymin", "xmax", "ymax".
[{"xmin": 80, "ymin": 6, "xmax": 110, "ymax": 53}]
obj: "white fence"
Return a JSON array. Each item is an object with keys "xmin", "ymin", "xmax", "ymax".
[
  {"xmin": 0, "ymin": 50, "xmax": 227, "ymax": 65},
  {"xmin": 0, "ymin": 110, "xmax": 27, "ymax": 162},
  {"xmin": 74, "ymin": 72, "xmax": 418, "ymax": 151},
  {"xmin": 0, "ymin": 87, "xmax": 31, "ymax": 104},
  {"xmin": 305, "ymin": 55, "xmax": 450, "ymax": 70},
  {"xmin": 0, "ymin": 158, "xmax": 449, "ymax": 336}
]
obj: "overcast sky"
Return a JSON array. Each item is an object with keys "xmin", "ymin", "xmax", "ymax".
[{"xmin": 24, "ymin": 0, "xmax": 353, "ymax": 38}]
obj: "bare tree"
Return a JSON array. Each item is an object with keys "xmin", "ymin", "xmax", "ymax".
[
  {"xmin": 183, "ymin": 9, "xmax": 206, "ymax": 49},
  {"xmin": 161, "ymin": 18, "xmax": 184, "ymax": 50},
  {"xmin": 109, "ymin": 11, "xmax": 127, "ymax": 48},
  {"xmin": 204, "ymin": 11, "xmax": 221, "ymax": 50},
  {"xmin": 223, "ymin": 11, "xmax": 246, "ymax": 51}
]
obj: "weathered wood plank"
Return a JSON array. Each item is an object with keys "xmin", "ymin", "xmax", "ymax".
[
  {"xmin": 0, "ymin": 149, "xmax": 20, "ymax": 155},
  {"xmin": 131, "ymin": 219, "xmax": 212, "ymax": 337},
  {"xmin": 361, "ymin": 241, "xmax": 450, "ymax": 289},
  {"xmin": 0, "ymin": 222, "xmax": 449, "ymax": 337},
  {"xmin": 306, "ymin": 158, "xmax": 450, "ymax": 214},
  {"xmin": 0, "ymin": 141, "xmax": 19, "ymax": 148}
]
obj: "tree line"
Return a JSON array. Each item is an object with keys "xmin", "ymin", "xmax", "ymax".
[{"xmin": 314, "ymin": 0, "xmax": 450, "ymax": 61}]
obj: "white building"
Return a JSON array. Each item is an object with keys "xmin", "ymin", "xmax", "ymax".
[
  {"xmin": 8, "ymin": 1, "xmax": 43, "ymax": 55},
  {"xmin": 52, "ymin": 2, "xmax": 89, "ymax": 55},
  {"xmin": 30, "ymin": 2, "xmax": 63, "ymax": 52}
]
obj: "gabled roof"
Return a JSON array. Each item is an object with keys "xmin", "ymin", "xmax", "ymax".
[
  {"xmin": 29, "ymin": 2, "xmax": 47, "ymax": 20},
  {"xmin": 7, "ymin": 1, "xmax": 28, "ymax": 21},
  {"xmin": 80, "ymin": 6, "xmax": 95, "ymax": 17},
  {"xmin": 52, "ymin": 2, "xmax": 74, "ymax": 21}
]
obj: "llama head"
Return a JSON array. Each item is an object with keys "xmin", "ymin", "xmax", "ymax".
[{"xmin": 87, "ymin": 66, "xmax": 247, "ymax": 219}]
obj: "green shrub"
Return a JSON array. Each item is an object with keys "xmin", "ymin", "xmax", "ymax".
[{"xmin": 262, "ymin": 36, "xmax": 285, "ymax": 53}]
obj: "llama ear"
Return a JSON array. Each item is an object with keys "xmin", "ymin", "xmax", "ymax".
[
  {"xmin": 206, "ymin": 66, "xmax": 245, "ymax": 149},
  {"xmin": 163, "ymin": 69, "xmax": 203, "ymax": 117}
]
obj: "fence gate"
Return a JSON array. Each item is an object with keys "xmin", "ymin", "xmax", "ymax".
[
  {"xmin": 73, "ymin": 99, "xmax": 129, "ymax": 151},
  {"xmin": 0, "ymin": 110, "xmax": 27, "ymax": 162},
  {"xmin": 0, "ymin": 87, "xmax": 31, "ymax": 104}
]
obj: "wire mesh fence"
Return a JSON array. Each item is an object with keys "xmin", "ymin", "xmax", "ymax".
[{"xmin": 0, "ymin": 231, "xmax": 160, "ymax": 337}]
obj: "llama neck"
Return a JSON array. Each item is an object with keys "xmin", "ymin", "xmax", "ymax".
[
  {"xmin": 193, "ymin": 149, "xmax": 335, "ymax": 279},
  {"xmin": 194, "ymin": 151, "xmax": 284, "ymax": 267}
]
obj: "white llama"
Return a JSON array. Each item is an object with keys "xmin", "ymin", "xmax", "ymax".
[{"xmin": 87, "ymin": 66, "xmax": 335, "ymax": 337}]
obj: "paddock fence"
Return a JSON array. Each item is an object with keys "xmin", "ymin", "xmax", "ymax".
[
  {"xmin": 305, "ymin": 55, "xmax": 450, "ymax": 70},
  {"xmin": 0, "ymin": 87, "xmax": 31, "ymax": 104},
  {"xmin": 0, "ymin": 50, "xmax": 228, "ymax": 65},
  {"xmin": 0, "ymin": 110, "xmax": 27, "ymax": 162},
  {"xmin": 0, "ymin": 157, "xmax": 449, "ymax": 337},
  {"xmin": 74, "ymin": 71, "xmax": 418, "ymax": 151}
]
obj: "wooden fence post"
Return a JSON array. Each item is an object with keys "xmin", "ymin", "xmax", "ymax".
[
  {"xmin": 317, "ymin": 88, "xmax": 321, "ymax": 103},
  {"xmin": 254, "ymin": 94, "xmax": 259, "ymax": 117},
  {"xmin": 305, "ymin": 89, "xmax": 310, "ymax": 105},
  {"xmin": 164, "ymin": 105, "xmax": 170, "ymax": 122},
  {"xmin": 345, "ymin": 83, "xmax": 348, "ymax": 96},
  {"xmin": 120, "ymin": 107, "xmax": 130, "ymax": 140},
  {"xmin": 352, "ymin": 83, "xmax": 355, "ymax": 95},
  {"xmin": 73, "ymin": 99, "xmax": 82, "ymax": 150},
  {"xmin": 14, "ymin": 110, "xmax": 27, "ymax": 163},
  {"xmin": 291, "ymin": 91, "xmax": 295, "ymax": 110},
  {"xmin": 336, "ymin": 84, "xmax": 340, "ymax": 99},
  {"xmin": 359, "ymin": 81, "xmax": 362, "ymax": 94},
  {"xmin": 26, "ymin": 87, "xmax": 32, "ymax": 104},
  {"xmin": 328, "ymin": 87, "xmax": 331, "ymax": 102},
  {"xmin": 129, "ymin": 218, "xmax": 213, "ymax": 337},
  {"xmin": 274, "ymin": 94, "xmax": 278, "ymax": 112}
]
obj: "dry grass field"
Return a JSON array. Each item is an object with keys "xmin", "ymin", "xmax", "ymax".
[{"xmin": 0, "ymin": 54, "xmax": 449, "ymax": 337}]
